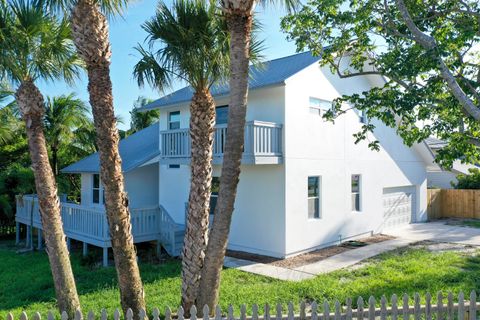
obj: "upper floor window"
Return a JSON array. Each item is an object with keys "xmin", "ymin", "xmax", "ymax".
[
  {"xmin": 169, "ymin": 111, "xmax": 180, "ymax": 130},
  {"xmin": 309, "ymin": 97, "xmax": 332, "ymax": 116},
  {"xmin": 351, "ymin": 174, "xmax": 361, "ymax": 212},
  {"xmin": 308, "ymin": 176, "xmax": 321, "ymax": 219},
  {"xmin": 216, "ymin": 106, "xmax": 229, "ymax": 125},
  {"xmin": 92, "ymin": 174, "xmax": 104, "ymax": 205}
]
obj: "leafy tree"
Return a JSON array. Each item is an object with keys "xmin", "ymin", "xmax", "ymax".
[
  {"xmin": 44, "ymin": 94, "xmax": 91, "ymax": 175},
  {"xmin": 133, "ymin": 0, "xmax": 230, "ymax": 311},
  {"xmin": 281, "ymin": 0, "xmax": 480, "ymax": 168},
  {"xmin": 128, "ymin": 96, "xmax": 158, "ymax": 135},
  {"xmin": 453, "ymin": 168, "xmax": 480, "ymax": 189},
  {"xmin": 0, "ymin": 0, "xmax": 81, "ymax": 314},
  {"xmin": 0, "ymin": 164, "xmax": 35, "ymax": 220}
]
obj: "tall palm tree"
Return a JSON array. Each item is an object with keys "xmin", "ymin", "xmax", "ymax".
[
  {"xmin": 133, "ymin": 0, "xmax": 230, "ymax": 311},
  {"xmin": 44, "ymin": 94, "xmax": 90, "ymax": 175},
  {"xmin": 0, "ymin": 0, "xmax": 81, "ymax": 315},
  {"xmin": 198, "ymin": 1, "xmax": 298, "ymax": 309},
  {"xmin": 129, "ymin": 96, "xmax": 158, "ymax": 134},
  {"xmin": 41, "ymin": 0, "xmax": 146, "ymax": 315}
]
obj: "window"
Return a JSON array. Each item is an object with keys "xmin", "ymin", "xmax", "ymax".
[
  {"xmin": 168, "ymin": 164, "xmax": 180, "ymax": 169},
  {"xmin": 215, "ymin": 106, "xmax": 229, "ymax": 125},
  {"xmin": 308, "ymin": 176, "xmax": 321, "ymax": 219},
  {"xmin": 92, "ymin": 174, "xmax": 104, "ymax": 205},
  {"xmin": 309, "ymin": 97, "xmax": 332, "ymax": 116},
  {"xmin": 351, "ymin": 174, "xmax": 361, "ymax": 211},
  {"xmin": 210, "ymin": 177, "xmax": 220, "ymax": 215},
  {"xmin": 168, "ymin": 111, "xmax": 180, "ymax": 130}
]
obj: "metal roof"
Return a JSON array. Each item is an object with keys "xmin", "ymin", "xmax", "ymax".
[
  {"xmin": 140, "ymin": 51, "xmax": 320, "ymax": 111},
  {"xmin": 61, "ymin": 122, "xmax": 160, "ymax": 174}
]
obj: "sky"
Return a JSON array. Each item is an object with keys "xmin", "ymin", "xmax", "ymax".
[{"xmin": 37, "ymin": 1, "xmax": 299, "ymax": 130}]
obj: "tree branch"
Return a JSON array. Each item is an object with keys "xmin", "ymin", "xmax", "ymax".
[{"xmin": 395, "ymin": 0, "xmax": 480, "ymax": 121}]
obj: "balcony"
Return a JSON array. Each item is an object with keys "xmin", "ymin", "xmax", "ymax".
[{"xmin": 159, "ymin": 120, "xmax": 283, "ymax": 165}]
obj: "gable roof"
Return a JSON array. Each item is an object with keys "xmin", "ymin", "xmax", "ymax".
[
  {"xmin": 61, "ymin": 122, "xmax": 160, "ymax": 174},
  {"xmin": 140, "ymin": 51, "xmax": 320, "ymax": 111}
]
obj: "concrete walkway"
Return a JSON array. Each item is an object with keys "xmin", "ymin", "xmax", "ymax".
[{"xmin": 224, "ymin": 221, "xmax": 480, "ymax": 281}]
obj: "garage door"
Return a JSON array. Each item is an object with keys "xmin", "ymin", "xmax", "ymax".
[{"xmin": 382, "ymin": 186, "xmax": 416, "ymax": 229}]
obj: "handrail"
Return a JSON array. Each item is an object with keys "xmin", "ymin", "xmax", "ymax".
[{"xmin": 160, "ymin": 120, "xmax": 283, "ymax": 159}]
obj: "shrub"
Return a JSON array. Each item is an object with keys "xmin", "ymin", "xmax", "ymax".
[{"xmin": 452, "ymin": 168, "xmax": 480, "ymax": 189}]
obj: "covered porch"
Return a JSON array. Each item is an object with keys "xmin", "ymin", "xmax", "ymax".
[{"xmin": 15, "ymin": 194, "xmax": 182, "ymax": 266}]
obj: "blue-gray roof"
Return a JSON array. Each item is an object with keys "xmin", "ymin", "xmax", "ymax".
[
  {"xmin": 141, "ymin": 51, "xmax": 320, "ymax": 111},
  {"xmin": 61, "ymin": 122, "xmax": 160, "ymax": 174}
]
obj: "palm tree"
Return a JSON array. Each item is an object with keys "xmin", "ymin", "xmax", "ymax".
[
  {"xmin": 44, "ymin": 94, "xmax": 90, "ymax": 175},
  {"xmin": 129, "ymin": 96, "xmax": 158, "ymax": 134},
  {"xmin": 133, "ymin": 0, "xmax": 229, "ymax": 311},
  {"xmin": 0, "ymin": 0, "xmax": 81, "ymax": 315},
  {"xmin": 198, "ymin": 1, "xmax": 298, "ymax": 310},
  {"xmin": 40, "ymin": 0, "xmax": 146, "ymax": 314}
]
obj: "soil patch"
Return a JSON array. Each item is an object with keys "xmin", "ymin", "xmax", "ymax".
[{"xmin": 226, "ymin": 234, "xmax": 395, "ymax": 269}]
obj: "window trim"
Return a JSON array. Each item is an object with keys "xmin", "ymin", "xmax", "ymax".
[
  {"xmin": 309, "ymin": 97, "xmax": 333, "ymax": 117},
  {"xmin": 351, "ymin": 174, "xmax": 362, "ymax": 212},
  {"xmin": 168, "ymin": 111, "xmax": 181, "ymax": 130},
  {"xmin": 307, "ymin": 176, "xmax": 322, "ymax": 219}
]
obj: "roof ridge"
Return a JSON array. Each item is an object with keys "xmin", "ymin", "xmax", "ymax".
[{"xmin": 256, "ymin": 50, "xmax": 313, "ymax": 65}]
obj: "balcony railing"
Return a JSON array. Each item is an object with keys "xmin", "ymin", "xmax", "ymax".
[{"xmin": 159, "ymin": 120, "xmax": 283, "ymax": 165}]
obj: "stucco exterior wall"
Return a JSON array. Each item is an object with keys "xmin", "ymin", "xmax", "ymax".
[
  {"xmin": 427, "ymin": 171, "xmax": 458, "ymax": 189},
  {"xmin": 157, "ymin": 86, "xmax": 287, "ymax": 257},
  {"xmin": 80, "ymin": 163, "xmax": 159, "ymax": 209},
  {"xmin": 283, "ymin": 61, "xmax": 428, "ymax": 256}
]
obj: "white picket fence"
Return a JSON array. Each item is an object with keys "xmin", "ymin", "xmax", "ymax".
[{"xmin": 5, "ymin": 291, "xmax": 479, "ymax": 320}]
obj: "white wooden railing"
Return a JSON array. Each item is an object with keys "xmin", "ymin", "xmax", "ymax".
[
  {"xmin": 159, "ymin": 121, "xmax": 283, "ymax": 161},
  {"xmin": 15, "ymin": 195, "xmax": 165, "ymax": 247}
]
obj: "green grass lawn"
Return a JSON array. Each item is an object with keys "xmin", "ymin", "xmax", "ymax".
[
  {"xmin": 459, "ymin": 220, "xmax": 480, "ymax": 228},
  {"xmin": 1, "ymin": 240, "xmax": 479, "ymax": 318}
]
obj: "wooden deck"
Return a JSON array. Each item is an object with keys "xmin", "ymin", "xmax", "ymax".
[{"xmin": 15, "ymin": 195, "xmax": 184, "ymax": 266}]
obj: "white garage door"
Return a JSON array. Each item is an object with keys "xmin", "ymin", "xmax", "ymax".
[{"xmin": 382, "ymin": 186, "xmax": 416, "ymax": 229}]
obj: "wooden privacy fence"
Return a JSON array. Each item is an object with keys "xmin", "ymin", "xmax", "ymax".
[
  {"xmin": 5, "ymin": 291, "xmax": 480, "ymax": 320},
  {"xmin": 427, "ymin": 189, "xmax": 480, "ymax": 219}
]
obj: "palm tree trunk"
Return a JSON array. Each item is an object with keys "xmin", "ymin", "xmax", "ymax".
[
  {"xmin": 16, "ymin": 80, "xmax": 80, "ymax": 317},
  {"xmin": 71, "ymin": 0, "xmax": 146, "ymax": 316},
  {"xmin": 181, "ymin": 89, "xmax": 215, "ymax": 313},
  {"xmin": 198, "ymin": 11, "xmax": 253, "ymax": 310}
]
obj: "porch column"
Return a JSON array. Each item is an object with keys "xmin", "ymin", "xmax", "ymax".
[
  {"xmin": 83, "ymin": 242, "xmax": 88, "ymax": 257},
  {"xmin": 15, "ymin": 222, "xmax": 20, "ymax": 245},
  {"xmin": 156, "ymin": 240, "xmax": 161, "ymax": 257},
  {"xmin": 26, "ymin": 225, "xmax": 31, "ymax": 248},
  {"xmin": 103, "ymin": 247, "xmax": 108, "ymax": 267},
  {"xmin": 37, "ymin": 229, "xmax": 43, "ymax": 250}
]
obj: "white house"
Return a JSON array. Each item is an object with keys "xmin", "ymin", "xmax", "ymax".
[
  {"xmin": 17, "ymin": 51, "xmax": 438, "ymax": 263},
  {"xmin": 425, "ymin": 137, "xmax": 477, "ymax": 189}
]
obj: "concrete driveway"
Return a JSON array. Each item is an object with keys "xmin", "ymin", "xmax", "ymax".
[{"xmin": 385, "ymin": 220, "xmax": 480, "ymax": 246}]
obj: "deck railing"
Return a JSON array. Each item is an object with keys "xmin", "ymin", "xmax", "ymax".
[
  {"xmin": 16, "ymin": 195, "xmax": 163, "ymax": 246},
  {"xmin": 159, "ymin": 120, "xmax": 283, "ymax": 161}
]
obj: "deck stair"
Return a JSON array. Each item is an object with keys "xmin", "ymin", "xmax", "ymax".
[{"xmin": 158, "ymin": 205, "xmax": 185, "ymax": 257}]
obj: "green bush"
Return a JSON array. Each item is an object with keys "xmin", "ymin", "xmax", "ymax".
[
  {"xmin": 452, "ymin": 168, "xmax": 480, "ymax": 189},
  {"xmin": 0, "ymin": 163, "xmax": 35, "ymax": 220}
]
